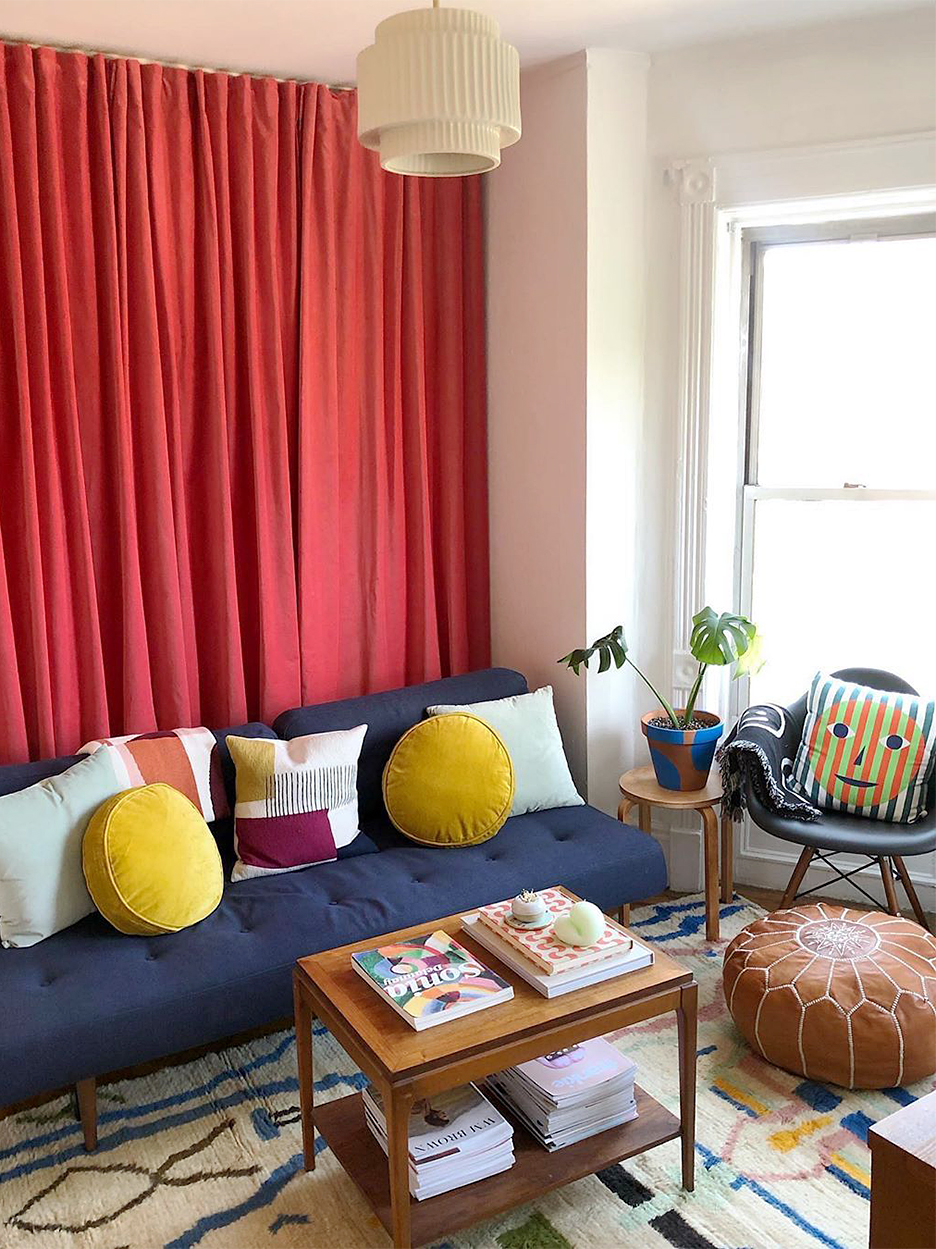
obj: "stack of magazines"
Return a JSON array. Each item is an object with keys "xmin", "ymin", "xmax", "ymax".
[
  {"xmin": 483, "ymin": 1037, "xmax": 637, "ymax": 1150},
  {"xmin": 362, "ymin": 1083, "xmax": 515, "ymax": 1200},
  {"xmin": 462, "ymin": 887, "xmax": 653, "ymax": 997}
]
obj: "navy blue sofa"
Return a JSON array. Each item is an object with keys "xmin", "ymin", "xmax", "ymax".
[{"xmin": 2, "ymin": 667, "xmax": 666, "ymax": 1127}]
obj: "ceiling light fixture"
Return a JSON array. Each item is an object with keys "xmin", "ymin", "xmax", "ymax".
[{"xmin": 357, "ymin": 1, "xmax": 521, "ymax": 177}]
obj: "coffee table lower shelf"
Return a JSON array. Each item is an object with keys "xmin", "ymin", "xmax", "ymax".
[{"xmin": 316, "ymin": 1084, "xmax": 680, "ymax": 1247}]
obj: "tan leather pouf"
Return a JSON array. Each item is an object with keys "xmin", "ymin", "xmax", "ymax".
[{"xmin": 723, "ymin": 904, "xmax": 936, "ymax": 1088}]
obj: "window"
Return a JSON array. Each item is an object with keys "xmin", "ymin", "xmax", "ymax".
[{"xmin": 737, "ymin": 216, "xmax": 936, "ymax": 709}]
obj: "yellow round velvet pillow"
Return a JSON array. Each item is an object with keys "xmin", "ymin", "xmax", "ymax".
[
  {"xmin": 382, "ymin": 712, "xmax": 515, "ymax": 847},
  {"xmin": 83, "ymin": 783, "xmax": 223, "ymax": 936}
]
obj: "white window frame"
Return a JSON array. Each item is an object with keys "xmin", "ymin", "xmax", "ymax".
[
  {"xmin": 665, "ymin": 130, "xmax": 936, "ymax": 907},
  {"xmin": 734, "ymin": 215, "xmax": 936, "ymax": 720}
]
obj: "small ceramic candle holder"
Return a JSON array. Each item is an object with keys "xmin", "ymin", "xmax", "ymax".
[{"xmin": 511, "ymin": 889, "xmax": 547, "ymax": 924}]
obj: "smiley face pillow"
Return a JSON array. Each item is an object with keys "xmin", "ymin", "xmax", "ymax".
[{"xmin": 792, "ymin": 673, "xmax": 936, "ymax": 823}]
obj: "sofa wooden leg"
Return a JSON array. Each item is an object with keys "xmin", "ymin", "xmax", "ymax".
[
  {"xmin": 780, "ymin": 847, "xmax": 814, "ymax": 909},
  {"xmin": 879, "ymin": 858, "xmax": 901, "ymax": 917},
  {"xmin": 893, "ymin": 856, "xmax": 930, "ymax": 931},
  {"xmin": 75, "ymin": 1077, "xmax": 97, "ymax": 1151}
]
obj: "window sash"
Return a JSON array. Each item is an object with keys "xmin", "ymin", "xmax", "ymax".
[
  {"xmin": 733, "ymin": 214, "xmax": 936, "ymax": 719},
  {"xmin": 740, "ymin": 213, "xmax": 936, "ymax": 490}
]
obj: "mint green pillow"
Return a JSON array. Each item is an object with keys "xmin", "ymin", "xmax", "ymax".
[
  {"xmin": 426, "ymin": 685, "xmax": 583, "ymax": 816},
  {"xmin": 0, "ymin": 748, "xmax": 121, "ymax": 947}
]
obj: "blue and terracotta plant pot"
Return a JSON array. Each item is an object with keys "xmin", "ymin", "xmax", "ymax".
[{"xmin": 640, "ymin": 710, "xmax": 724, "ymax": 792}]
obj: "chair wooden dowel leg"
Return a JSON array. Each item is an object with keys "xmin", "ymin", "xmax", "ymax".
[
  {"xmin": 720, "ymin": 809, "xmax": 733, "ymax": 905},
  {"xmin": 76, "ymin": 1077, "xmax": 97, "ymax": 1151},
  {"xmin": 893, "ymin": 856, "xmax": 930, "ymax": 931},
  {"xmin": 879, "ymin": 857, "xmax": 901, "ymax": 917},
  {"xmin": 701, "ymin": 807, "xmax": 719, "ymax": 941},
  {"xmin": 780, "ymin": 847, "xmax": 814, "ymax": 909}
]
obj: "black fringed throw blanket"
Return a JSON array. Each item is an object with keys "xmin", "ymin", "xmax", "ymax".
[{"xmin": 717, "ymin": 703, "xmax": 820, "ymax": 822}]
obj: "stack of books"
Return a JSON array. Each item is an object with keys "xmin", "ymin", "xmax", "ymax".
[
  {"xmin": 483, "ymin": 1037, "xmax": 638, "ymax": 1150},
  {"xmin": 462, "ymin": 887, "xmax": 653, "ymax": 997},
  {"xmin": 351, "ymin": 929, "xmax": 513, "ymax": 1029},
  {"xmin": 362, "ymin": 1083, "xmax": 515, "ymax": 1199}
]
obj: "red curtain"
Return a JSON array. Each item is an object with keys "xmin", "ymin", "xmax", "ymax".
[{"xmin": 0, "ymin": 42, "xmax": 490, "ymax": 763}]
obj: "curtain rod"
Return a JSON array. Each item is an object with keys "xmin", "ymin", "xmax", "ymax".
[{"xmin": 0, "ymin": 34, "xmax": 354, "ymax": 89}]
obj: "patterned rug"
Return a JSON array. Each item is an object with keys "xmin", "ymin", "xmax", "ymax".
[{"xmin": 2, "ymin": 893, "xmax": 934, "ymax": 1249}]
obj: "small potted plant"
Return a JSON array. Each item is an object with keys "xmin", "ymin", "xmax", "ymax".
[{"xmin": 559, "ymin": 607, "xmax": 763, "ymax": 791}]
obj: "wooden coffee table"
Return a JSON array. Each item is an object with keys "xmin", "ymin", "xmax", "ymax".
[{"xmin": 293, "ymin": 902, "xmax": 698, "ymax": 1248}]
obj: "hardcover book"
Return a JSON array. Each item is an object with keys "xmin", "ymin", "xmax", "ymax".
[
  {"xmin": 476, "ymin": 887, "xmax": 631, "ymax": 974},
  {"xmin": 351, "ymin": 929, "xmax": 513, "ymax": 1029}
]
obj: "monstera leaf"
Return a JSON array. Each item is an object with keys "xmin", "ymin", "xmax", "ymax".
[
  {"xmin": 558, "ymin": 625, "xmax": 628, "ymax": 676},
  {"xmin": 689, "ymin": 607, "xmax": 757, "ymax": 667},
  {"xmin": 733, "ymin": 627, "xmax": 766, "ymax": 678},
  {"xmin": 559, "ymin": 624, "xmax": 680, "ymax": 727}
]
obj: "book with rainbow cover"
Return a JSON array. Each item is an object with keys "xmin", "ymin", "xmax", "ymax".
[{"xmin": 351, "ymin": 930, "xmax": 514, "ymax": 1030}]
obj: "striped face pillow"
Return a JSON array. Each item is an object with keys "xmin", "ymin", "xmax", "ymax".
[
  {"xmin": 226, "ymin": 727, "xmax": 367, "ymax": 881},
  {"xmin": 792, "ymin": 673, "xmax": 936, "ymax": 824}
]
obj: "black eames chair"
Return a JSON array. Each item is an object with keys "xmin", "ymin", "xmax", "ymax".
[{"xmin": 744, "ymin": 668, "xmax": 935, "ymax": 930}]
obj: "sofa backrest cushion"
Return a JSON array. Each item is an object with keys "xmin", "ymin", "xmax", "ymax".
[{"xmin": 272, "ymin": 669, "xmax": 528, "ymax": 822}]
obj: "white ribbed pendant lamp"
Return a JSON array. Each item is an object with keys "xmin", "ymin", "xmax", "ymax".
[{"xmin": 357, "ymin": 1, "xmax": 521, "ymax": 177}]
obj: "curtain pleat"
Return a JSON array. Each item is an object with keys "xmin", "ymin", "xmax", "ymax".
[{"xmin": 0, "ymin": 41, "xmax": 490, "ymax": 763}]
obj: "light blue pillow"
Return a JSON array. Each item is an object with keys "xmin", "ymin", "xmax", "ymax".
[
  {"xmin": 0, "ymin": 748, "xmax": 122, "ymax": 947},
  {"xmin": 426, "ymin": 685, "xmax": 583, "ymax": 816}
]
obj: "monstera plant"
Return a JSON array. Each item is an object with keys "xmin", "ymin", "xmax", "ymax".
[{"xmin": 559, "ymin": 607, "xmax": 763, "ymax": 791}]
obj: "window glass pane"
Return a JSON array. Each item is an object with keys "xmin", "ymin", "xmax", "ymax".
[
  {"xmin": 755, "ymin": 235, "xmax": 936, "ymax": 488},
  {"xmin": 747, "ymin": 498, "xmax": 936, "ymax": 708}
]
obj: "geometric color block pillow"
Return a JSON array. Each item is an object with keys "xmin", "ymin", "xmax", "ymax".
[
  {"xmin": 792, "ymin": 672, "xmax": 936, "ymax": 823},
  {"xmin": 226, "ymin": 726, "xmax": 367, "ymax": 881},
  {"xmin": 78, "ymin": 727, "xmax": 229, "ymax": 822}
]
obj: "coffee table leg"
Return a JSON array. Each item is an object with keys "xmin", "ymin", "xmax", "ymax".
[
  {"xmin": 293, "ymin": 973, "xmax": 316, "ymax": 1171},
  {"xmin": 677, "ymin": 980, "xmax": 698, "ymax": 1192},
  {"xmin": 385, "ymin": 1086, "xmax": 414, "ymax": 1249},
  {"xmin": 701, "ymin": 807, "xmax": 719, "ymax": 941}
]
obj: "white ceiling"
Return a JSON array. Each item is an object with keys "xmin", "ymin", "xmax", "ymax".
[{"xmin": 0, "ymin": 0, "xmax": 923, "ymax": 82}]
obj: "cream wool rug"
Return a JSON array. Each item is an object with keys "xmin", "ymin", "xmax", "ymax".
[{"xmin": 2, "ymin": 893, "xmax": 934, "ymax": 1249}]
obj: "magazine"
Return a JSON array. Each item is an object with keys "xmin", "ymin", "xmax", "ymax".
[
  {"xmin": 351, "ymin": 929, "xmax": 513, "ymax": 1029},
  {"xmin": 483, "ymin": 1038, "xmax": 639, "ymax": 1151},
  {"xmin": 362, "ymin": 1082, "xmax": 515, "ymax": 1199}
]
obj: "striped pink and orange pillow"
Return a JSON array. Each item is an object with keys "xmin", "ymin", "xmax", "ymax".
[
  {"xmin": 225, "ymin": 726, "xmax": 367, "ymax": 880},
  {"xmin": 79, "ymin": 727, "xmax": 228, "ymax": 822}
]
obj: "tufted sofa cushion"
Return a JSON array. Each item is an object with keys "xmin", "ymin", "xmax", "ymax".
[{"xmin": 0, "ymin": 804, "xmax": 665, "ymax": 1106}]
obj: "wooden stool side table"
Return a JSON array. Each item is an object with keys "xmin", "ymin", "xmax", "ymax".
[{"xmin": 618, "ymin": 765, "xmax": 731, "ymax": 941}]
